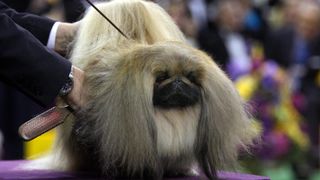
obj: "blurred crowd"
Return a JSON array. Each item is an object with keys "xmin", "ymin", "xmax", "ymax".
[{"xmin": 0, "ymin": 0, "xmax": 319, "ymax": 179}]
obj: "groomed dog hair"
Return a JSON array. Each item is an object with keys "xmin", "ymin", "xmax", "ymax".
[
  {"xmin": 25, "ymin": 0, "xmax": 258, "ymax": 179},
  {"xmin": 71, "ymin": 0, "xmax": 186, "ymax": 69}
]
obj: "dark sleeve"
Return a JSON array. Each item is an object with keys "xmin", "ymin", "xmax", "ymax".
[
  {"xmin": 265, "ymin": 28, "xmax": 293, "ymax": 68},
  {"xmin": 0, "ymin": 1, "xmax": 55, "ymax": 45},
  {"xmin": 197, "ymin": 26, "xmax": 229, "ymax": 69},
  {"xmin": 0, "ymin": 14, "xmax": 71, "ymax": 107}
]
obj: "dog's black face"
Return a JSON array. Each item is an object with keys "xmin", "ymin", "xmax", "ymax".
[{"xmin": 153, "ymin": 70, "xmax": 201, "ymax": 108}]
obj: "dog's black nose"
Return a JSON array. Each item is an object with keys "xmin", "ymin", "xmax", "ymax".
[
  {"xmin": 172, "ymin": 78, "xmax": 184, "ymax": 91},
  {"xmin": 153, "ymin": 77, "xmax": 200, "ymax": 108}
]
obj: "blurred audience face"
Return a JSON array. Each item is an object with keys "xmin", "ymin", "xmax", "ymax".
[
  {"xmin": 167, "ymin": 1, "xmax": 188, "ymax": 27},
  {"xmin": 283, "ymin": 0, "xmax": 300, "ymax": 26},
  {"xmin": 166, "ymin": 0, "xmax": 197, "ymax": 37},
  {"xmin": 216, "ymin": 0, "xmax": 247, "ymax": 32},
  {"xmin": 296, "ymin": 2, "xmax": 320, "ymax": 40}
]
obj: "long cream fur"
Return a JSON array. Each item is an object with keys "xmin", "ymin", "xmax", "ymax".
[{"xmin": 23, "ymin": 0, "xmax": 258, "ymax": 179}]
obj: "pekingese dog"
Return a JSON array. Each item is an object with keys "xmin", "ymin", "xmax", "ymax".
[{"xmin": 27, "ymin": 0, "xmax": 257, "ymax": 179}]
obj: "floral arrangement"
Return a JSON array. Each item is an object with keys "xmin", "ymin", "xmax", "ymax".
[{"xmin": 228, "ymin": 43, "xmax": 312, "ymax": 179}]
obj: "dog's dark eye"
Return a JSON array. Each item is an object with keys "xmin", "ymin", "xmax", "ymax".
[
  {"xmin": 156, "ymin": 71, "xmax": 169, "ymax": 83},
  {"xmin": 186, "ymin": 72, "xmax": 197, "ymax": 83}
]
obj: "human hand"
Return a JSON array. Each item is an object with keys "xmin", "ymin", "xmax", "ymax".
[
  {"xmin": 19, "ymin": 66, "xmax": 84, "ymax": 140},
  {"xmin": 55, "ymin": 22, "xmax": 80, "ymax": 55}
]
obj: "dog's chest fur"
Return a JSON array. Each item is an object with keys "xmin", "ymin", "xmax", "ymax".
[{"xmin": 154, "ymin": 105, "xmax": 200, "ymax": 157}]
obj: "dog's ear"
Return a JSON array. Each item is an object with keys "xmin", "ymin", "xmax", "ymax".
[
  {"xmin": 79, "ymin": 53, "xmax": 161, "ymax": 177},
  {"xmin": 194, "ymin": 52, "xmax": 257, "ymax": 178}
]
